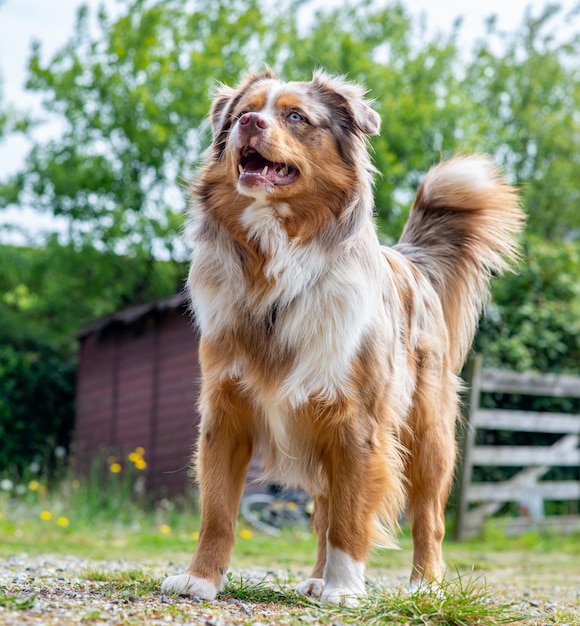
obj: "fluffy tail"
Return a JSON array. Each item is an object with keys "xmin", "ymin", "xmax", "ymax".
[{"xmin": 395, "ymin": 155, "xmax": 525, "ymax": 373}]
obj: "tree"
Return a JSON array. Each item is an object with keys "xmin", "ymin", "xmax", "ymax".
[
  {"xmin": 273, "ymin": 2, "xmax": 470, "ymax": 239},
  {"xmin": 0, "ymin": 239, "xmax": 184, "ymax": 352},
  {"xmin": 1, "ymin": 0, "xmax": 472, "ymax": 249},
  {"xmin": 464, "ymin": 4, "xmax": 580, "ymax": 240},
  {"xmin": 1, "ymin": 0, "xmax": 291, "ymax": 259}
]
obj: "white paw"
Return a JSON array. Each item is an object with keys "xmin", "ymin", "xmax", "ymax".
[
  {"xmin": 295, "ymin": 577, "xmax": 325, "ymax": 598},
  {"xmin": 321, "ymin": 544, "xmax": 366, "ymax": 606},
  {"xmin": 408, "ymin": 579, "xmax": 445, "ymax": 598},
  {"xmin": 161, "ymin": 573, "xmax": 218, "ymax": 600},
  {"xmin": 321, "ymin": 584, "xmax": 365, "ymax": 607}
]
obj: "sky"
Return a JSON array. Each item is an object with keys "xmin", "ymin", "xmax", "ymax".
[{"xmin": 0, "ymin": 0, "xmax": 577, "ymax": 237}]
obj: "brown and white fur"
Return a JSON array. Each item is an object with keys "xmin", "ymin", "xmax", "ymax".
[{"xmin": 162, "ymin": 69, "xmax": 524, "ymax": 606}]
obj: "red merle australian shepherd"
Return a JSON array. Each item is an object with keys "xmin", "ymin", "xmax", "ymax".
[{"xmin": 162, "ymin": 69, "xmax": 524, "ymax": 606}]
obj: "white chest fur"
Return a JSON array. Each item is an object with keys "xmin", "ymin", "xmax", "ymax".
[{"xmin": 189, "ymin": 202, "xmax": 382, "ymax": 421}]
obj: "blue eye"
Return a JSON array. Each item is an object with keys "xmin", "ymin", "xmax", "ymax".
[{"xmin": 287, "ymin": 111, "xmax": 304, "ymax": 122}]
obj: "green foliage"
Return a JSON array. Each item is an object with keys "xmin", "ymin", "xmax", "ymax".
[
  {"xmin": 475, "ymin": 236, "xmax": 580, "ymax": 373},
  {"xmin": 3, "ymin": 0, "xmax": 288, "ymax": 257},
  {"xmin": 5, "ymin": 0, "xmax": 578, "ymax": 247},
  {"xmin": 0, "ymin": 240, "xmax": 186, "ymax": 351},
  {"xmin": 464, "ymin": 4, "xmax": 580, "ymax": 240},
  {"xmin": 274, "ymin": 2, "xmax": 470, "ymax": 239},
  {"xmin": 0, "ymin": 342, "xmax": 74, "ymax": 474}
]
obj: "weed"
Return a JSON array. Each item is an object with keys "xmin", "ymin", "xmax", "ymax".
[
  {"xmin": 0, "ymin": 590, "xmax": 36, "ymax": 610},
  {"xmin": 337, "ymin": 574, "xmax": 525, "ymax": 626},
  {"xmin": 81, "ymin": 568, "xmax": 160, "ymax": 597}
]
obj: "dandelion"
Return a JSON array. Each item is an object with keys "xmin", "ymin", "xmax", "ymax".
[
  {"xmin": 0, "ymin": 479, "xmax": 13, "ymax": 491},
  {"xmin": 159, "ymin": 524, "xmax": 171, "ymax": 535},
  {"xmin": 134, "ymin": 458, "xmax": 147, "ymax": 470},
  {"xmin": 109, "ymin": 463, "xmax": 122, "ymax": 474},
  {"xmin": 28, "ymin": 480, "xmax": 40, "ymax": 492},
  {"xmin": 71, "ymin": 479, "xmax": 80, "ymax": 489},
  {"xmin": 15, "ymin": 485, "xmax": 27, "ymax": 496},
  {"xmin": 28, "ymin": 461, "xmax": 41, "ymax": 474},
  {"xmin": 107, "ymin": 455, "xmax": 118, "ymax": 465},
  {"xmin": 129, "ymin": 448, "xmax": 147, "ymax": 470},
  {"xmin": 239, "ymin": 529, "xmax": 253, "ymax": 539},
  {"xmin": 54, "ymin": 446, "xmax": 67, "ymax": 459},
  {"xmin": 57, "ymin": 517, "xmax": 70, "ymax": 528},
  {"xmin": 191, "ymin": 531, "xmax": 199, "ymax": 541},
  {"xmin": 40, "ymin": 510, "xmax": 52, "ymax": 521}
]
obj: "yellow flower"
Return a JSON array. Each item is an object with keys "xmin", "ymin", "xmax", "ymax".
[
  {"xmin": 135, "ymin": 446, "xmax": 145, "ymax": 456},
  {"xmin": 28, "ymin": 480, "xmax": 40, "ymax": 491},
  {"xmin": 107, "ymin": 455, "xmax": 117, "ymax": 465},
  {"xmin": 40, "ymin": 510, "xmax": 52, "ymax": 521},
  {"xmin": 128, "ymin": 452, "xmax": 139, "ymax": 463},
  {"xmin": 71, "ymin": 479, "xmax": 81, "ymax": 489},
  {"xmin": 191, "ymin": 531, "xmax": 199, "ymax": 541},
  {"xmin": 109, "ymin": 463, "xmax": 122, "ymax": 474},
  {"xmin": 57, "ymin": 517, "xmax": 70, "ymax": 527},
  {"xmin": 134, "ymin": 458, "xmax": 147, "ymax": 470},
  {"xmin": 159, "ymin": 524, "xmax": 171, "ymax": 535},
  {"xmin": 239, "ymin": 529, "xmax": 253, "ymax": 539}
]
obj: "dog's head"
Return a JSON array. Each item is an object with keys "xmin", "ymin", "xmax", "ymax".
[{"xmin": 204, "ymin": 70, "xmax": 380, "ymax": 204}]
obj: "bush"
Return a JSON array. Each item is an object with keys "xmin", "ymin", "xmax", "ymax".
[
  {"xmin": 0, "ymin": 342, "xmax": 75, "ymax": 474},
  {"xmin": 475, "ymin": 235, "xmax": 580, "ymax": 373}
]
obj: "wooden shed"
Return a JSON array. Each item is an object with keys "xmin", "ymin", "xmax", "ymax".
[{"xmin": 74, "ymin": 293, "xmax": 201, "ymax": 495}]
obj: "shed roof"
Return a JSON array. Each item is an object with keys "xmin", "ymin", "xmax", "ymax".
[{"xmin": 78, "ymin": 292, "xmax": 188, "ymax": 339}]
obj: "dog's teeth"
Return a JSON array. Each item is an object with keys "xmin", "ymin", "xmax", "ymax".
[
  {"xmin": 238, "ymin": 165, "xmax": 244, "ymax": 176},
  {"xmin": 279, "ymin": 166, "xmax": 288, "ymax": 176},
  {"xmin": 261, "ymin": 165, "xmax": 269, "ymax": 176}
]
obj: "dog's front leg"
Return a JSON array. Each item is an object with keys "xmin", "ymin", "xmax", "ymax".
[
  {"xmin": 162, "ymin": 382, "xmax": 253, "ymax": 600},
  {"xmin": 320, "ymin": 439, "xmax": 395, "ymax": 607},
  {"xmin": 295, "ymin": 495, "xmax": 328, "ymax": 599},
  {"xmin": 320, "ymin": 468, "xmax": 370, "ymax": 607}
]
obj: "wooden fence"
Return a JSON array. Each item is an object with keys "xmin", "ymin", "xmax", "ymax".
[{"xmin": 454, "ymin": 357, "xmax": 580, "ymax": 540}]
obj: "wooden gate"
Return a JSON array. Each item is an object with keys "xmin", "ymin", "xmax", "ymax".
[{"xmin": 455, "ymin": 357, "xmax": 580, "ymax": 540}]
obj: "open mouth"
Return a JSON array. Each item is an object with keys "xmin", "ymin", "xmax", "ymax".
[{"xmin": 238, "ymin": 148, "xmax": 299, "ymax": 187}]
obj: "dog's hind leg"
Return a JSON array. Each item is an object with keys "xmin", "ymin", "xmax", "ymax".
[
  {"xmin": 162, "ymin": 379, "xmax": 254, "ymax": 600},
  {"xmin": 405, "ymin": 369, "xmax": 459, "ymax": 586}
]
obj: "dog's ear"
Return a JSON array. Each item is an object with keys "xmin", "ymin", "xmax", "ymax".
[
  {"xmin": 209, "ymin": 84, "xmax": 237, "ymax": 138},
  {"xmin": 311, "ymin": 70, "xmax": 381, "ymax": 137}
]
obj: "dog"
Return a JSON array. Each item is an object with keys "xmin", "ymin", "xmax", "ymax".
[{"xmin": 162, "ymin": 69, "xmax": 524, "ymax": 606}]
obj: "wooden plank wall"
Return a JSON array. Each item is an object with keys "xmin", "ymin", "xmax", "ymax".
[
  {"xmin": 455, "ymin": 357, "xmax": 580, "ymax": 540},
  {"xmin": 74, "ymin": 306, "xmax": 201, "ymax": 495}
]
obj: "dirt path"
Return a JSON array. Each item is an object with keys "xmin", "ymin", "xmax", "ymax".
[{"xmin": 0, "ymin": 553, "xmax": 578, "ymax": 625}]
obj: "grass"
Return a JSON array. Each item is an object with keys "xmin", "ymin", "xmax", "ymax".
[
  {"xmin": 72, "ymin": 567, "xmax": 525, "ymax": 625},
  {"xmin": 344, "ymin": 576, "xmax": 524, "ymax": 626},
  {"xmin": 0, "ymin": 590, "xmax": 36, "ymax": 610},
  {"xmin": 1, "ymin": 450, "xmax": 579, "ymax": 624}
]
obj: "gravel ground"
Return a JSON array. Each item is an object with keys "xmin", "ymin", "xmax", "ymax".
[
  {"xmin": 1, "ymin": 553, "xmax": 579, "ymax": 625},
  {"xmin": 0, "ymin": 554, "xmax": 320, "ymax": 625}
]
